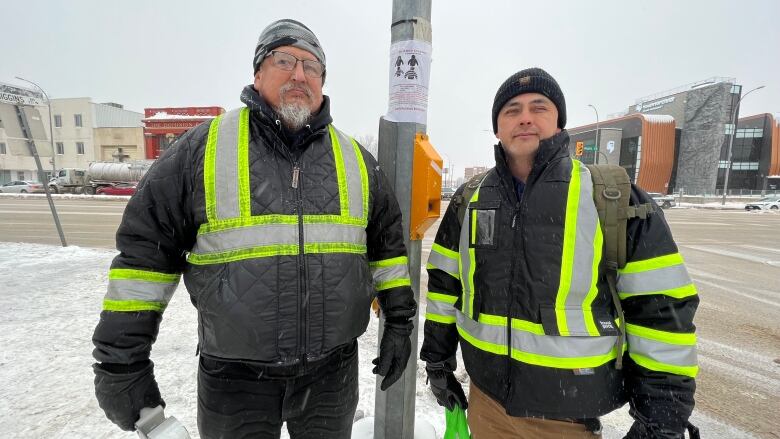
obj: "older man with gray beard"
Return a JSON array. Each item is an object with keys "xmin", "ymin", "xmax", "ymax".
[{"xmin": 92, "ymin": 19, "xmax": 417, "ymax": 439}]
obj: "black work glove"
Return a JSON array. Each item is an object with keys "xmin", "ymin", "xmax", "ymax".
[
  {"xmin": 624, "ymin": 421, "xmax": 690, "ymax": 439},
  {"xmin": 372, "ymin": 319, "xmax": 413, "ymax": 391},
  {"xmin": 93, "ymin": 360, "xmax": 164, "ymax": 431},
  {"xmin": 426, "ymin": 362, "xmax": 468, "ymax": 410}
]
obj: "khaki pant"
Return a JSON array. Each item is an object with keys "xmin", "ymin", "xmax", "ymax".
[{"xmin": 467, "ymin": 383, "xmax": 602, "ymax": 439}]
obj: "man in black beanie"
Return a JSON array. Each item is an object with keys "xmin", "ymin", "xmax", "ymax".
[
  {"xmin": 422, "ymin": 67, "xmax": 698, "ymax": 438},
  {"xmin": 92, "ymin": 18, "xmax": 417, "ymax": 439}
]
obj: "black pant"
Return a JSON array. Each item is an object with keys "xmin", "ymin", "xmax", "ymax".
[{"xmin": 197, "ymin": 341, "xmax": 359, "ymax": 439}]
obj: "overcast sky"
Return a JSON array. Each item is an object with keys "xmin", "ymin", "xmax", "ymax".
[{"xmin": 2, "ymin": 0, "xmax": 778, "ymax": 174}]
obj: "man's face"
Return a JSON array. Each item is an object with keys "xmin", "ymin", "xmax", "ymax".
[
  {"xmin": 253, "ymin": 45, "xmax": 324, "ymax": 114},
  {"xmin": 496, "ymin": 93, "xmax": 561, "ymax": 159}
]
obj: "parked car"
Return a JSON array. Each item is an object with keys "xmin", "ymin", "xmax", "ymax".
[
  {"xmin": 96, "ymin": 183, "xmax": 137, "ymax": 196},
  {"xmin": 647, "ymin": 192, "xmax": 676, "ymax": 209},
  {"xmin": 441, "ymin": 187, "xmax": 456, "ymax": 201},
  {"xmin": 0, "ymin": 180, "xmax": 45, "ymax": 194},
  {"xmin": 744, "ymin": 195, "xmax": 780, "ymax": 211}
]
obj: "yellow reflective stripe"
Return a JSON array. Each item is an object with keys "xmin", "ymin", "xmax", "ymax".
[
  {"xmin": 457, "ymin": 325, "xmax": 508, "ymax": 356},
  {"xmin": 621, "ymin": 253, "xmax": 685, "ymax": 274},
  {"xmin": 626, "ymin": 323, "xmax": 696, "ymax": 345},
  {"xmin": 188, "ymin": 243, "xmax": 366, "ymax": 265},
  {"xmin": 204, "ymin": 115, "xmax": 221, "ymax": 223},
  {"xmin": 511, "ymin": 346, "xmax": 617, "ymax": 369},
  {"xmin": 466, "ymin": 247, "xmax": 476, "ymax": 318},
  {"xmin": 619, "ymin": 283, "xmax": 698, "ymax": 300},
  {"xmin": 428, "ymin": 292, "xmax": 458, "ymax": 304},
  {"xmin": 237, "ymin": 108, "xmax": 251, "ymax": 217},
  {"xmin": 432, "ymin": 243, "xmax": 459, "ymax": 260},
  {"xmin": 511, "ymin": 318, "xmax": 545, "ymax": 335},
  {"xmin": 375, "ymin": 278, "xmax": 411, "ymax": 291},
  {"xmin": 470, "ymin": 209, "xmax": 477, "ymax": 245},
  {"xmin": 103, "ymin": 299, "xmax": 166, "ymax": 313},
  {"xmin": 350, "ymin": 137, "xmax": 370, "ymax": 220},
  {"xmin": 583, "ymin": 222, "xmax": 603, "ymax": 336},
  {"xmin": 478, "ymin": 313, "xmax": 507, "ymax": 327},
  {"xmin": 556, "ymin": 159, "xmax": 581, "ymax": 336},
  {"xmin": 329, "ymin": 125, "xmax": 349, "ymax": 217},
  {"xmin": 629, "ymin": 352, "xmax": 698, "ymax": 377},
  {"xmin": 426, "ymin": 313, "xmax": 456, "ymax": 324},
  {"xmin": 369, "ymin": 256, "xmax": 408, "ymax": 268},
  {"xmin": 108, "ymin": 269, "xmax": 179, "ymax": 283}
]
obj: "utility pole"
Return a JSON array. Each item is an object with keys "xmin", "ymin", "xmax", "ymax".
[
  {"xmin": 721, "ymin": 85, "xmax": 764, "ymax": 205},
  {"xmin": 375, "ymin": 0, "xmax": 432, "ymax": 438},
  {"xmin": 588, "ymin": 104, "xmax": 600, "ymax": 165},
  {"xmin": 16, "ymin": 77, "xmax": 57, "ymax": 174}
]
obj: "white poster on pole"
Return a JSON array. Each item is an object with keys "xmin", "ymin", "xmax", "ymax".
[{"xmin": 385, "ymin": 40, "xmax": 432, "ymax": 125}]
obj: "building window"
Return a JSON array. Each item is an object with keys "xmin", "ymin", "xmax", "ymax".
[
  {"xmin": 56, "ymin": 142, "xmax": 64, "ymax": 155},
  {"xmin": 731, "ymin": 84, "xmax": 742, "ymax": 95},
  {"xmin": 0, "ymin": 142, "xmax": 6, "ymax": 154},
  {"xmin": 54, "ymin": 114, "xmax": 62, "ymax": 128},
  {"xmin": 76, "ymin": 142, "xmax": 85, "ymax": 155},
  {"xmin": 724, "ymin": 124, "xmax": 735, "ymax": 135},
  {"xmin": 74, "ymin": 114, "xmax": 83, "ymax": 127}
]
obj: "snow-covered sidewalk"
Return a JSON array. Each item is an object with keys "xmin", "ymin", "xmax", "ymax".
[{"xmin": 0, "ymin": 243, "xmax": 756, "ymax": 438}]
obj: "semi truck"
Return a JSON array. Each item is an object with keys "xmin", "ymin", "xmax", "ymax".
[{"xmin": 48, "ymin": 161, "xmax": 154, "ymax": 195}]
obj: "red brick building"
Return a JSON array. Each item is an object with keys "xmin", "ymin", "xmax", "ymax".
[{"xmin": 143, "ymin": 107, "xmax": 224, "ymax": 159}]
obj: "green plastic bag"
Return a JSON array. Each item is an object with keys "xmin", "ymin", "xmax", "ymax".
[{"xmin": 443, "ymin": 406, "xmax": 472, "ymax": 439}]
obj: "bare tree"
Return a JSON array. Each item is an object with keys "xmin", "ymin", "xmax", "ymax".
[{"xmin": 354, "ymin": 134, "xmax": 378, "ymax": 158}]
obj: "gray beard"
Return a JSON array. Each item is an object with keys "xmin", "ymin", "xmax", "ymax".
[{"xmin": 275, "ymin": 102, "xmax": 312, "ymax": 131}]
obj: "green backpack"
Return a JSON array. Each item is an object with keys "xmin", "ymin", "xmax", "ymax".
[{"xmin": 452, "ymin": 164, "xmax": 656, "ymax": 369}]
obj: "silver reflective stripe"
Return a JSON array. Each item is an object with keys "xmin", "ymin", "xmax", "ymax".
[
  {"xmin": 457, "ymin": 309, "xmax": 506, "ymax": 346},
  {"xmin": 334, "ymin": 128, "xmax": 364, "ymax": 219},
  {"xmin": 427, "ymin": 297, "xmax": 456, "ymax": 317},
  {"xmin": 107, "ymin": 279, "xmax": 178, "ymax": 304},
  {"xmin": 627, "ymin": 333, "xmax": 697, "ymax": 366},
  {"xmin": 192, "ymin": 223, "xmax": 365, "ymax": 254},
  {"xmin": 214, "ymin": 108, "xmax": 242, "ymax": 219},
  {"xmin": 428, "ymin": 248, "xmax": 459, "ymax": 278},
  {"xmin": 562, "ymin": 163, "xmax": 601, "ymax": 335},
  {"xmin": 456, "ymin": 310, "xmax": 618, "ymax": 359},
  {"xmin": 512, "ymin": 323, "xmax": 617, "ymax": 359},
  {"xmin": 371, "ymin": 264, "xmax": 409, "ymax": 286},
  {"xmin": 458, "ymin": 198, "xmax": 473, "ymax": 317},
  {"xmin": 618, "ymin": 264, "xmax": 693, "ymax": 294}
]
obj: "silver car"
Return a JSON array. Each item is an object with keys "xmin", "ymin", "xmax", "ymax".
[
  {"xmin": 0, "ymin": 180, "xmax": 45, "ymax": 194},
  {"xmin": 745, "ymin": 195, "xmax": 780, "ymax": 211}
]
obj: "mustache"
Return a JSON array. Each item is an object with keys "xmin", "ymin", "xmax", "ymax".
[{"xmin": 279, "ymin": 82, "xmax": 313, "ymax": 98}]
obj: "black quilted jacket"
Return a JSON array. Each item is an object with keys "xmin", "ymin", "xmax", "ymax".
[{"xmin": 93, "ymin": 86, "xmax": 416, "ymax": 369}]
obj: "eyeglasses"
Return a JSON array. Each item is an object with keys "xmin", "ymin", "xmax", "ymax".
[{"xmin": 265, "ymin": 50, "xmax": 325, "ymax": 79}]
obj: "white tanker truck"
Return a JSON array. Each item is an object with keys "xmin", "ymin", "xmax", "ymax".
[{"xmin": 49, "ymin": 161, "xmax": 154, "ymax": 195}]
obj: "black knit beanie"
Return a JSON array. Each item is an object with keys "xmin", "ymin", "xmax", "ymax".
[{"xmin": 491, "ymin": 67, "xmax": 566, "ymax": 133}]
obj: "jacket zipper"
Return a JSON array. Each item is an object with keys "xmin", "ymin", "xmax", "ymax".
[{"xmin": 291, "ymin": 162, "xmax": 309, "ymax": 367}]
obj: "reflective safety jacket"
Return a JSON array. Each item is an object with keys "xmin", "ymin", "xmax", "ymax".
[
  {"xmin": 421, "ymin": 131, "xmax": 697, "ymax": 433},
  {"xmin": 93, "ymin": 88, "xmax": 416, "ymax": 369}
]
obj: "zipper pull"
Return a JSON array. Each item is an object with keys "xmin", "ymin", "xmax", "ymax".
[
  {"xmin": 512, "ymin": 213, "xmax": 517, "ymax": 229},
  {"xmin": 291, "ymin": 166, "xmax": 300, "ymax": 189}
]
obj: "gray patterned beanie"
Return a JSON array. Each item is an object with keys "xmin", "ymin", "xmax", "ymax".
[{"xmin": 253, "ymin": 19, "xmax": 326, "ymax": 76}]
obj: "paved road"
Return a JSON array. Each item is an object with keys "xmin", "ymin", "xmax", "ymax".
[{"xmin": 1, "ymin": 196, "xmax": 779, "ymax": 436}]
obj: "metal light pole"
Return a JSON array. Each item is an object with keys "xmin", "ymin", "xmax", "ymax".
[
  {"xmin": 588, "ymin": 104, "xmax": 600, "ymax": 164},
  {"xmin": 15, "ymin": 76, "xmax": 56, "ymax": 174},
  {"xmin": 721, "ymin": 85, "xmax": 765, "ymax": 205}
]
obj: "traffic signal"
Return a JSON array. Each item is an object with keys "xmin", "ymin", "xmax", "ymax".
[{"xmin": 575, "ymin": 141, "xmax": 584, "ymax": 156}]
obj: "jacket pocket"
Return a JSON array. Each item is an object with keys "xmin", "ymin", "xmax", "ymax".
[{"xmin": 469, "ymin": 200, "xmax": 501, "ymax": 250}]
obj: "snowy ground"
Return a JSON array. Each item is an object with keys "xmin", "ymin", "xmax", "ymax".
[{"xmin": 0, "ymin": 243, "xmax": 757, "ymax": 438}]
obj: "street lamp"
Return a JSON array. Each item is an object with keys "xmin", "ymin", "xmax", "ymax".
[
  {"xmin": 15, "ymin": 76, "xmax": 56, "ymax": 175},
  {"xmin": 721, "ymin": 85, "xmax": 765, "ymax": 205},
  {"xmin": 588, "ymin": 104, "xmax": 600, "ymax": 164}
]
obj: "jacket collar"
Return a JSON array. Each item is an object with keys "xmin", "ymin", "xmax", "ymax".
[
  {"xmin": 239, "ymin": 84, "xmax": 333, "ymax": 141},
  {"xmin": 494, "ymin": 130, "xmax": 571, "ymax": 185}
]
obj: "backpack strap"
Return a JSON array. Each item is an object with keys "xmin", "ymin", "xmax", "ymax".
[
  {"xmin": 454, "ymin": 171, "xmax": 490, "ymax": 227},
  {"xmin": 587, "ymin": 164, "xmax": 631, "ymax": 369}
]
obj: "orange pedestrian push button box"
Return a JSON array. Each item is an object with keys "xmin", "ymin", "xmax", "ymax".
[{"xmin": 410, "ymin": 132, "xmax": 443, "ymax": 240}]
